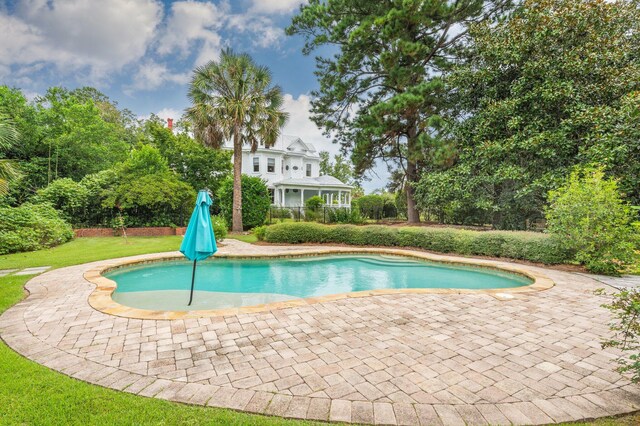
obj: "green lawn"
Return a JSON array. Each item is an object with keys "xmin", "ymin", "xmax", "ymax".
[
  {"xmin": 0, "ymin": 236, "xmax": 637, "ymax": 425},
  {"xmin": 0, "ymin": 237, "xmax": 317, "ymax": 425},
  {"xmin": 0, "ymin": 236, "xmax": 183, "ymax": 270},
  {"xmin": 226, "ymin": 233, "xmax": 259, "ymax": 244}
]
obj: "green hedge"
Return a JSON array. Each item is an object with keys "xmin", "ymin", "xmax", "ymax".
[
  {"xmin": 217, "ymin": 175, "xmax": 270, "ymax": 230},
  {"xmin": 264, "ymin": 222, "xmax": 572, "ymax": 264},
  {"xmin": 0, "ymin": 203, "xmax": 74, "ymax": 254}
]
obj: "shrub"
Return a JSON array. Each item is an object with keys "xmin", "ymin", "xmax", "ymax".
[
  {"xmin": 326, "ymin": 207, "xmax": 363, "ymax": 224},
  {"xmin": 253, "ymin": 225, "xmax": 267, "ymax": 241},
  {"xmin": 356, "ymin": 194, "xmax": 398, "ymax": 219},
  {"xmin": 305, "ymin": 195, "xmax": 324, "ymax": 211},
  {"xmin": 599, "ymin": 288, "xmax": 640, "ymax": 383},
  {"xmin": 32, "ymin": 178, "xmax": 89, "ymax": 223},
  {"xmin": 0, "ymin": 203, "xmax": 73, "ymax": 254},
  {"xmin": 356, "ymin": 194, "xmax": 385, "ymax": 219},
  {"xmin": 210, "ymin": 215, "xmax": 227, "ymax": 242},
  {"xmin": 269, "ymin": 207, "xmax": 292, "ymax": 220},
  {"xmin": 217, "ymin": 175, "xmax": 271, "ymax": 230},
  {"xmin": 80, "ymin": 169, "xmax": 118, "ymax": 226},
  {"xmin": 103, "ymin": 174, "xmax": 195, "ymax": 227},
  {"xmin": 395, "ymin": 191, "xmax": 407, "ymax": 219},
  {"xmin": 263, "ymin": 222, "xmax": 572, "ymax": 264},
  {"xmin": 546, "ymin": 168, "xmax": 639, "ymax": 275},
  {"xmin": 304, "ymin": 209, "xmax": 319, "ymax": 222}
]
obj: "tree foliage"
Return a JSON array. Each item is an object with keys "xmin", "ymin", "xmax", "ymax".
[
  {"xmin": 35, "ymin": 87, "xmax": 130, "ymax": 182},
  {"xmin": 545, "ymin": 168, "xmax": 638, "ymax": 275},
  {"xmin": 288, "ymin": 0, "xmax": 512, "ymax": 222},
  {"xmin": 1, "ymin": 85, "xmax": 233, "ymax": 229},
  {"xmin": 217, "ymin": 175, "xmax": 271, "ymax": 231},
  {"xmin": 0, "ymin": 112, "xmax": 20, "ymax": 196},
  {"xmin": 102, "ymin": 146, "xmax": 196, "ymax": 227},
  {"xmin": 418, "ymin": 0, "xmax": 640, "ymax": 229},
  {"xmin": 0, "ymin": 86, "xmax": 131, "ymax": 202},
  {"xmin": 141, "ymin": 119, "xmax": 232, "ymax": 195},
  {"xmin": 187, "ymin": 49, "xmax": 288, "ymax": 232},
  {"xmin": 319, "ymin": 151, "xmax": 353, "ymax": 184}
]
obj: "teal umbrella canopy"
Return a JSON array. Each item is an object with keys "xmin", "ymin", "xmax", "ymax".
[{"xmin": 180, "ymin": 190, "xmax": 217, "ymax": 261}]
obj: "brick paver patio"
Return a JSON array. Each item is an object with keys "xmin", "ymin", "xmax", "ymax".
[{"xmin": 1, "ymin": 240, "xmax": 639, "ymax": 425}]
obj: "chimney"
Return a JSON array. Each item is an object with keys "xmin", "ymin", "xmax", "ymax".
[{"xmin": 167, "ymin": 118, "xmax": 173, "ymax": 131}]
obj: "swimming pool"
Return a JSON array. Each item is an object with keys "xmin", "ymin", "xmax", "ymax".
[{"xmin": 104, "ymin": 254, "xmax": 532, "ymax": 311}]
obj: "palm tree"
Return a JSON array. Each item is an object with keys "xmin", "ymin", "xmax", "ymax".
[
  {"xmin": 0, "ymin": 113, "xmax": 20, "ymax": 196},
  {"xmin": 187, "ymin": 49, "xmax": 288, "ymax": 232}
]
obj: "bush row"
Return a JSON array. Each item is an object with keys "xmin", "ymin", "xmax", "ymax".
[
  {"xmin": 264, "ymin": 222, "xmax": 573, "ymax": 264},
  {"xmin": 0, "ymin": 203, "xmax": 74, "ymax": 254}
]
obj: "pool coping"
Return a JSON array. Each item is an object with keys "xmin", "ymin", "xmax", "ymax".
[{"xmin": 85, "ymin": 247, "xmax": 555, "ymax": 320}]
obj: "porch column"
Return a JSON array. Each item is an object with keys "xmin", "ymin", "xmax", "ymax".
[
  {"xmin": 338, "ymin": 190, "xmax": 342, "ymax": 206},
  {"xmin": 300, "ymin": 188, "xmax": 304, "ymax": 206},
  {"xmin": 330, "ymin": 193, "xmax": 333, "ymax": 205}
]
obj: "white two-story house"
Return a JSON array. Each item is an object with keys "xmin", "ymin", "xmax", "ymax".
[{"xmin": 223, "ymin": 135, "xmax": 352, "ymax": 207}]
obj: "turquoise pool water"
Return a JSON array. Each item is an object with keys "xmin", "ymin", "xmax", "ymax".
[{"xmin": 105, "ymin": 255, "xmax": 532, "ymax": 311}]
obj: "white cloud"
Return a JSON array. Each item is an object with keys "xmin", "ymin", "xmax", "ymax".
[
  {"xmin": 157, "ymin": 1, "xmax": 225, "ymax": 66},
  {"xmin": 128, "ymin": 60, "xmax": 190, "ymax": 92},
  {"xmin": 281, "ymin": 93, "xmax": 340, "ymax": 157},
  {"xmin": 138, "ymin": 107, "xmax": 183, "ymax": 123},
  {"xmin": 157, "ymin": 1, "xmax": 286, "ymax": 67},
  {"xmin": 155, "ymin": 108, "xmax": 182, "ymax": 121},
  {"xmin": 226, "ymin": 14, "xmax": 283, "ymax": 49},
  {"xmin": 249, "ymin": 0, "xmax": 306, "ymax": 14},
  {"xmin": 1, "ymin": 0, "xmax": 163, "ymax": 77},
  {"xmin": 1, "ymin": 0, "xmax": 298, "ymax": 96}
]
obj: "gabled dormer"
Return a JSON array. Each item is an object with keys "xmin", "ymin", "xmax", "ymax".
[{"xmin": 286, "ymin": 137, "xmax": 316, "ymax": 155}]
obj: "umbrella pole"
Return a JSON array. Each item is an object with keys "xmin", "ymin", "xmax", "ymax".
[{"xmin": 188, "ymin": 260, "xmax": 197, "ymax": 306}]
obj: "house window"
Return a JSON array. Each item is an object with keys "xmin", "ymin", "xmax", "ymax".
[
  {"xmin": 253, "ymin": 157, "xmax": 260, "ymax": 172},
  {"xmin": 267, "ymin": 158, "xmax": 275, "ymax": 173},
  {"xmin": 306, "ymin": 163, "xmax": 312, "ymax": 177},
  {"xmin": 293, "ymin": 166, "xmax": 299, "ymax": 170}
]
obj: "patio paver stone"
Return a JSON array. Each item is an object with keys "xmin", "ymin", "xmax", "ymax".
[{"xmin": 0, "ymin": 239, "xmax": 639, "ymax": 425}]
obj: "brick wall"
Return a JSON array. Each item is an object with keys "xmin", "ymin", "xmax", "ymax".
[
  {"xmin": 74, "ymin": 227, "xmax": 185, "ymax": 238},
  {"xmin": 74, "ymin": 228, "xmax": 115, "ymax": 237}
]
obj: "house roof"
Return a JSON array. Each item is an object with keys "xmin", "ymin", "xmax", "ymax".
[
  {"xmin": 274, "ymin": 175, "xmax": 353, "ymax": 189},
  {"xmin": 223, "ymin": 134, "xmax": 318, "ymax": 157}
]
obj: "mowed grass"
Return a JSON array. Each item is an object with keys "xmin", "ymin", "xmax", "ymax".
[
  {"xmin": 0, "ymin": 236, "xmax": 184, "ymax": 270},
  {"xmin": 0, "ymin": 237, "xmax": 317, "ymax": 425},
  {"xmin": 0, "ymin": 236, "xmax": 638, "ymax": 425},
  {"xmin": 226, "ymin": 233, "xmax": 259, "ymax": 244}
]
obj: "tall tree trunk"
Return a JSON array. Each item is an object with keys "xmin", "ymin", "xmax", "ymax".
[
  {"xmin": 406, "ymin": 127, "xmax": 420, "ymax": 224},
  {"xmin": 406, "ymin": 159, "xmax": 420, "ymax": 223},
  {"xmin": 232, "ymin": 126, "xmax": 243, "ymax": 232}
]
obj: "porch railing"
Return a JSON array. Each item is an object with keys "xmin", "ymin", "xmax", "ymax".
[{"xmin": 267, "ymin": 206, "xmax": 406, "ymax": 224}]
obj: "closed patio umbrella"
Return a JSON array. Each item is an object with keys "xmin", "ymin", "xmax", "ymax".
[{"xmin": 180, "ymin": 189, "xmax": 218, "ymax": 306}]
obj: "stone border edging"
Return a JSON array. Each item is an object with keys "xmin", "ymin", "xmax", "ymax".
[{"xmin": 85, "ymin": 248, "xmax": 555, "ymax": 320}]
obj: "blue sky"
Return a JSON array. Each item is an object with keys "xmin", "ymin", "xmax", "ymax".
[{"xmin": 0, "ymin": 0, "xmax": 388, "ymax": 191}]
